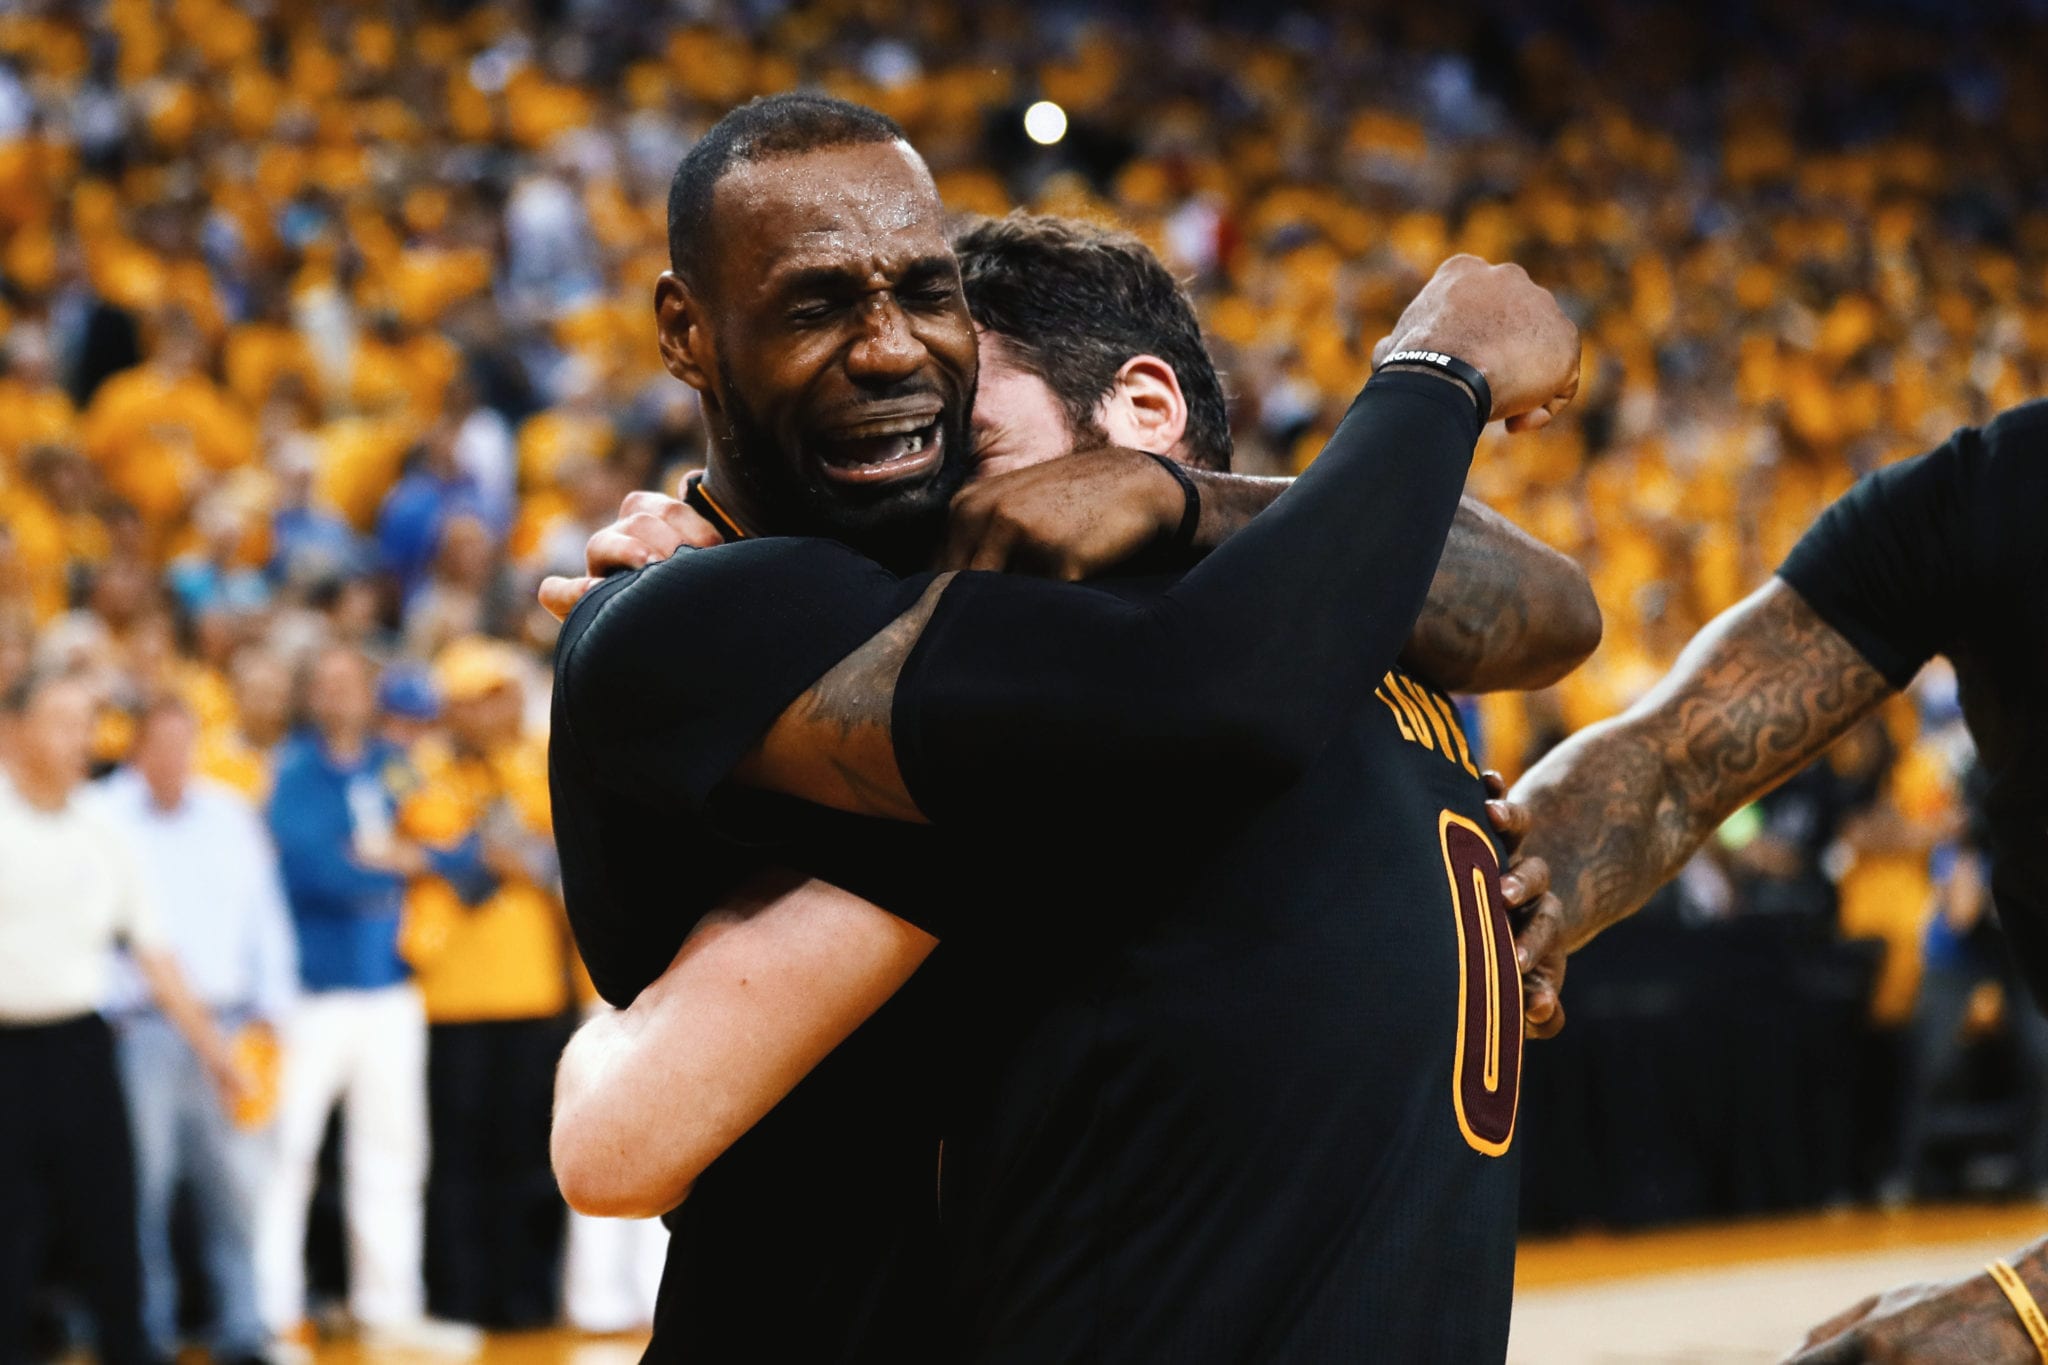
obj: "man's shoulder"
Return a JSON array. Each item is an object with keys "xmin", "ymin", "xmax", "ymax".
[
  {"xmin": 556, "ymin": 536, "xmax": 900, "ymax": 695},
  {"xmin": 566, "ymin": 536, "xmax": 883, "ymax": 630},
  {"xmin": 1969, "ymin": 400, "xmax": 2048, "ymax": 505},
  {"xmin": 1895, "ymin": 399, "xmax": 2048, "ymax": 503},
  {"xmin": 1980, "ymin": 397, "xmax": 2048, "ymax": 450}
]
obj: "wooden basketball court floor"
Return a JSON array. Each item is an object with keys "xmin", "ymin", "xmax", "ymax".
[{"xmin": 300, "ymin": 1203, "xmax": 2048, "ymax": 1365}]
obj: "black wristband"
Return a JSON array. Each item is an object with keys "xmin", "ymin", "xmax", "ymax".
[
  {"xmin": 1145, "ymin": 452, "xmax": 1201, "ymax": 555},
  {"xmin": 1375, "ymin": 349, "xmax": 1492, "ymax": 427}
]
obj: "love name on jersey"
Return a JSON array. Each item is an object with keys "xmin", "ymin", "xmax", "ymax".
[{"xmin": 1373, "ymin": 671, "xmax": 1479, "ymax": 777}]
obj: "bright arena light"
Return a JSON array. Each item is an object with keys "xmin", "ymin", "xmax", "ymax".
[{"xmin": 1023, "ymin": 100, "xmax": 1068, "ymax": 146}]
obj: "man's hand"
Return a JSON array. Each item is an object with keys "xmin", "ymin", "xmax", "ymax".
[
  {"xmin": 205, "ymin": 1047, "xmax": 257, "ymax": 1116},
  {"xmin": 1373, "ymin": 255, "xmax": 1581, "ymax": 433},
  {"xmin": 1483, "ymin": 770, "xmax": 1567, "ymax": 1039},
  {"xmin": 358, "ymin": 838, "xmax": 430, "ymax": 880},
  {"xmin": 537, "ymin": 490, "xmax": 727, "ymax": 621},
  {"xmin": 940, "ymin": 445, "xmax": 1186, "ymax": 577},
  {"xmin": 1786, "ymin": 1244, "xmax": 2048, "ymax": 1363}
]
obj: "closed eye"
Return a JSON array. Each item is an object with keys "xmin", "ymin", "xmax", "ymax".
[
  {"xmin": 787, "ymin": 300, "xmax": 842, "ymax": 324},
  {"xmin": 902, "ymin": 284, "xmax": 958, "ymax": 309}
]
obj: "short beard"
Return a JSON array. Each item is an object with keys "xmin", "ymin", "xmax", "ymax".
[{"xmin": 716, "ymin": 360, "xmax": 976, "ymax": 574}]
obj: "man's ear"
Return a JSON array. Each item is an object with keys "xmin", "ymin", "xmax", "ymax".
[
  {"xmin": 1098, "ymin": 354, "xmax": 1189, "ymax": 458},
  {"xmin": 655, "ymin": 271, "xmax": 716, "ymax": 398}
]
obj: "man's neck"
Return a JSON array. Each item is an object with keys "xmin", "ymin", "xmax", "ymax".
[
  {"xmin": 322, "ymin": 729, "xmax": 368, "ymax": 767},
  {"xmin": 696, "ymin": 454, "xmax": 762, "ymax": 539}
]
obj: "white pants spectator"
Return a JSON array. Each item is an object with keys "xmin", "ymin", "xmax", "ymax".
[
  {"xmin": 256, "ymin": 984, "xmax": 428, "ymax": 1332},
  {"xmin": 562, "ymin": 1211, "xmax": 667, "ymax": 1332}
]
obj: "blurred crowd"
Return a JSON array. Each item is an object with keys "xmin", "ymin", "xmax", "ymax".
[{"xmin": 2, "ymin": 0, "xmax": 2048, "ymax": 1352}]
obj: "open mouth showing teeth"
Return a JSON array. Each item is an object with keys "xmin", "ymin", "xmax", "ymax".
[{"xmin": 817, "ymin": 420, "xmax": 944, "ymax": 485}]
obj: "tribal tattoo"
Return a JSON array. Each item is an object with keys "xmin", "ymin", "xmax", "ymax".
[{"xmin": 1511, "ymin": 578, "xmax": 1893, "ymax": 950}]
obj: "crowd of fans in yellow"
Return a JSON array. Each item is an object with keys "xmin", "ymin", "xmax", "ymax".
[{"xmin": 0, "ymin": 0, "xmax": 2044, "ymax": 1330}]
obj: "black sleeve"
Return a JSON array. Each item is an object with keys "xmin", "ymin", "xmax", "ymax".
[
  {"xmin": 893, "ymin": 368, "xmax": 1480, "ymax": 826},
  {"xmin": 1777, "ymin": 424, "xmax": 1989, "ymax": 690},
  {"xmin": 551, "ymin": 541, "xmax": 955, "ymax": 992},
  {"xmin": 555, "ymin": 536, "xmax": 934, "ymax": 809}
]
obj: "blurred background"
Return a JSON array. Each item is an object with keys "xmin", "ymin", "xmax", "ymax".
[{"xmin": 1, "ymin": 0, "xmax": 2046, "ymax": 1361}]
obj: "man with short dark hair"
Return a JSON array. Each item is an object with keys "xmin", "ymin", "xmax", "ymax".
[
  {"xmin": 548, "ymin": 92, "xmax": 1583, "ymax": 1363},
  {"xmin": 951, "ymin": 212, "xmax": 1233, "ymax": 474}
]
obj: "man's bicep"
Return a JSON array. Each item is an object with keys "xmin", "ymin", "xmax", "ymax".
[
  {"xmin": 553, "ymin": 871, "xmax": 935, "ymax": 1215},
  {"xmin": 632, "ymin": 875, "xmax": 935, "ymax": 1154},
  {"xmin": 731, "ymin": 575, "xmax": 955, "ymax": 823}
]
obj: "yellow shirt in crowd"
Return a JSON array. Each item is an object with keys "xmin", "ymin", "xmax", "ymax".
[{"xmin": 398, "ymin": 734, "xmax": 571, "ymax": 1024}]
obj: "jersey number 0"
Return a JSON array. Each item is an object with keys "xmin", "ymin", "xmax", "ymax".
[{"xmin": 1438, "ymin": 811, "xmax": 1523, "ymax": 1156}]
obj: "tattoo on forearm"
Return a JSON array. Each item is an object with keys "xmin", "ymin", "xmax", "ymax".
[
  {"xmin": 780, "ymin": 575, "xmax": 953, "ymax": 820},
  {"xmin": 1404, "ymin": 499, "xmax": 1598, "ymax": 692},
  {"xmin": 1404, "ymin": 502, "xmax": 1532, "ymax": 690},
  {"xmin": 1515, "ymin": 580, "xmax": 1892, "ymax": 947}
]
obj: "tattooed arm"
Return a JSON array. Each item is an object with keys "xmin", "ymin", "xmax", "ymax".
[
  {"xmin": 742, "ymin": 483, "xmax": 1599, "ymax": 825},
  {"xmin": 733, "ymin": 576, "xmax": 952, "ymax": 825},
  {"xmin": 947, "ymin": 447, "xmax": 1598, "ymax": 695},
  {"xmin": 1188, "ymin": 479, "xmax": 1599, "ymax": 692},
  {"xmin": 1510, "ymin": 578, "xmax": 1892, "ymax": 956},
  {"xmin": 1404, "ymin": 497, "xmax": 1600, "ymax": 691}
]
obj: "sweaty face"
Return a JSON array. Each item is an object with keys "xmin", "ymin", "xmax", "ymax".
[{"xmin": 688, "ymin": 141, "xmax": 977, "ymax": 551}]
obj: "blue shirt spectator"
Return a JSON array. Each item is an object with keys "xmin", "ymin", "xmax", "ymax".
[
  {"xmin": 376, "ymin": 424, "xmax": 500, "ymax": 604},
  {"xmin": 266, "ymin": 729, "xmax": 413, "ymax": 993}
]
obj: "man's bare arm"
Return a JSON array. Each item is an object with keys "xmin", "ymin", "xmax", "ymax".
[
  {"xmin": 1511, "ymin": 578, "xmax": 1892, "ymax": 959},
  {"xmin": 1195, "ymin": 476, "xmax": 1601, "ymax": 687},
  {"xmin": 551, "ymin": 871, "xmax": 936, "ymax": 1219},
  {"xmin": 1404, "ymin": 497, "xmax": 1600, "ymax": 691},
  {"xmin": 1788, "ymin": 1235, "xmax": 2048, "ymax": 1363},
  {"xmin": 730, "ymin": 576, "xmax": 954, "ymax": 824},
  {"xmin": 955, "ymin": 455, "xmax": 1599, "ymax": 695}
]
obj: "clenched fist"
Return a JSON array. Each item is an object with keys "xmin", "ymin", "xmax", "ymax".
[{"xmin": 1373, "ymin": 255, "xmax": 1581, "ymax": 434}]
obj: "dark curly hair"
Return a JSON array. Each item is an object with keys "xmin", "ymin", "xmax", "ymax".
[{"xmin": 952, "ymin": 213, "xmax": 1231, "ymax": 470}]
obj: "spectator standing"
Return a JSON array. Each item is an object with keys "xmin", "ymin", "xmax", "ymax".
[
  {"xmin": 253, "ymin": 645, "xmax": 478, "ymax": 1356},
  {"xmin": 197, "ymin": 644, "xmax": 295, "ymax": 803},
  {"xmin": 95, "ymin": 696, "xmax": 298, "ymax": 1365},
  {"xmin": 0, "ymin": 672, "xmax": 242, "ymax": 1365},
  {"xmin": 400, "ymin": 638, "xmax": 570, "ymax": 1328}
]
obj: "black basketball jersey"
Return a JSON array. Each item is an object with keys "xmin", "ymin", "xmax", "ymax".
[{"xmin": 936, "ymin": 669, "xmax": 1523, "ymax": 1363}]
